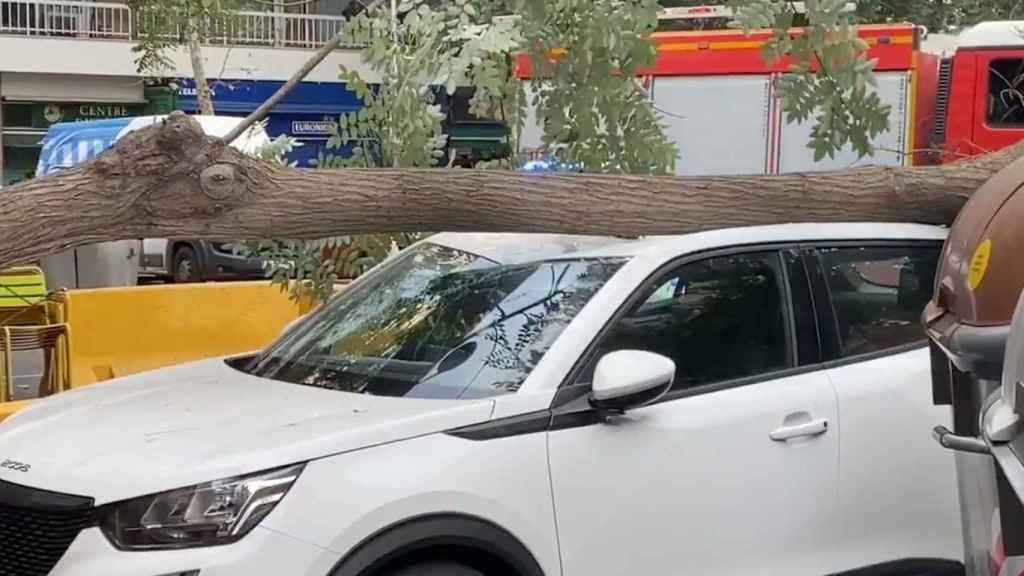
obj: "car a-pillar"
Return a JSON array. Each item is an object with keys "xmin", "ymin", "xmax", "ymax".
[{"xmin": 329, "ymin": 514, "xmax": 545, "ymax": 576}]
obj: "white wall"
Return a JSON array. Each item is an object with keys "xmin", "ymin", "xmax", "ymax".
[
  {"xmin": 776, "ymin": 71, "xmax": 910, "ymax": 172},
  {"xmin": 0, "ymin": 36, "xmax": 379, "ymax": 85},
  {"xmin": 1, "ymin": 72, "xmax": 145, "ymax": 102},
  {"xmin": 654, "ymin": 75, "xmax": 772, "ymax": 176}
]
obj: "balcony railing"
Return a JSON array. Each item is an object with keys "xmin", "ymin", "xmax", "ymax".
[
  {"xmin": 211, "ymin": 11, "xmax": 348, "ymax": 48},
  {"xmin": 1, "ymin": 0, "xmax": 131, "ymax": 40},
  {"xmin": 0, "ymin": 0, "xmax": 354, "ymax": 49}
]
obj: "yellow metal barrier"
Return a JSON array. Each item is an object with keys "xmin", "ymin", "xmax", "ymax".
[
  {"xmin": 0, "ymin": 400, "xmax": 31, "ymax": 422},
  {"xmin": 0, "ymin": 282, "xmax": 302, "ymax": 421},
  {"xmin": 0, "ymin": 281, "xmax": 339, "ymax": 422},
  {"xmin": 62, "ymin": 282, "xmax": 304, "ymax": 387}
]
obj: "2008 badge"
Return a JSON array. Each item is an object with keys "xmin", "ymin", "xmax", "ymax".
[{"xmin": 1, "ymin": 459, "xmax": 30, "ymax": 473}]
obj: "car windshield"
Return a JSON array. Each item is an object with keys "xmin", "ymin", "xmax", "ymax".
[{"xmin": 245, "ymin": 243, "xmax": 624, "ymax": 399}]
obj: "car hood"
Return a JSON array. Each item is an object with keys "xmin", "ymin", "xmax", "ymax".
[{"xmin": 0, "ymin": 358, "xmax": 495, "ymax": 504}]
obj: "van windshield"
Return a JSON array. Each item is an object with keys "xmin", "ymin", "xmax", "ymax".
[{"xmin": 245, "ymin": 243, "xmax": 623, "ymax": 399}]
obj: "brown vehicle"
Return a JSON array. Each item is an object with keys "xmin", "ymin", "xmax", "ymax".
[{"xmin": 926, "ymin": 155, "xmax": 1024, "ymax": 576}]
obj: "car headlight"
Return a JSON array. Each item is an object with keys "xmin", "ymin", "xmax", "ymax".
[{"xmin": 99, "ymin": 463, "xmax": 304, "ymax": 550}]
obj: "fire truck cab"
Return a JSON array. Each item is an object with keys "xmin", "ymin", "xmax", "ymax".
[{"xmin": 933, "ymin": 22, "xmax": 1024, "ymax": 163}]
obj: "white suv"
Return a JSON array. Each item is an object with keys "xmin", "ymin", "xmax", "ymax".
[{"xmin": 0, "ymin": 224, "xmax": 963, "ymax": 576}]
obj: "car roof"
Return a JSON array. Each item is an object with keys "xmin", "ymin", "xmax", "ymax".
[{"xmin": 428, "ymin": 223, "xmax": 948, "ymax": 265}]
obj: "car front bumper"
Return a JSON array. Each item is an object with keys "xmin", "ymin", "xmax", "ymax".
[{"xmin": 51, "ymin": 526, "xmax": 341, "ymax": 576}]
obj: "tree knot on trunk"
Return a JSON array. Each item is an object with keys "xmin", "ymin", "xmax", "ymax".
[
  {"xmin": 200, "ymin": 164, "xmax": 243, "ymax": 201},
  {"xmin": 88, "ymin": 114, "xmax": 256, "ymax": 220},
  {"xmin": 157, "ymin": 111, "xmax": 208, "ymax": 161},
  {"xmin": 886, "ymin": 167, "xmax": 908, "ymax": 196}
]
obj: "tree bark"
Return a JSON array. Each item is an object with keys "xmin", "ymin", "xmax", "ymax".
[
  {"xmin": 1, "ymin": 113, "xmax": 1022, "ymax": 271},
  {"xmin": 187, "ymin": 21, "xmax": 215, "ymax": 116}
]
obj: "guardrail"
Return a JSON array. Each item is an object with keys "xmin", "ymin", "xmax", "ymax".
[{"xmin": 0, "ymin": 0, "xmax": 353, "ymax": 48}]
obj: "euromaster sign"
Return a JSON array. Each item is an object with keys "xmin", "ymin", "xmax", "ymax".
[{"xmin": 291, "ymin": 120, "xmax": 333, "ymax": 136}]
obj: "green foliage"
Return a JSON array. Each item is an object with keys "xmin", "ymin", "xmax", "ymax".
[
  {"xmin": 731, "ymin": 0, "xmax": 891, "ymax": 160},
  {"xmin": 515, "ymin": 0, "xmax": 678, "ymax": 174},
  {"xmin": 247, "ymin": 122, "xmax": 425, "ymax": 302},
  {"xmin": 261, "ymin": 0, "xmax": 524, "ymax": 303},
  {"xmin": 258, "ymin": 131, "xmax": 303, "ymax": 168},
  {"xmin": 243, "ymin": 235, "xmax": 423, "ymax": 303},
  {"xmin": 856, "ymin": 0, "xmax": 1024, "ymax": 32},
  {"xmin": 257, "ymin": 0, "xmax": 693, "ymax": 301},
  {"xmin": 128, "ymin": 0, "xmax": 250, "ymax": 75},
  {"xmin": 312, "ymin": 0, "xmax": 521, "ymax": 170}
]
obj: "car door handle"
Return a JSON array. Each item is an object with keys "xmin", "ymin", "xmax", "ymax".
[
  {"xmin": 932, "ymin": 425, "xmax": 990, "ymax": 455},
  {"xmin": 770, "ymin": 418, "xmax": 830, "ymax": 442}
]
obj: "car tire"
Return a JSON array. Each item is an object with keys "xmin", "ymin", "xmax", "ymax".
[
  {"xmin": 385, "ymin": 561, "xmax": 485, "ymax": 576},
  {"xmin": 172, "ymin": 246, "xmax": 200, "ymax": 283}
]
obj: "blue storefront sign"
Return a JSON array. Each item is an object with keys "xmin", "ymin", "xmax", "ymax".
[{"xmin": 176, "ymin": 79, "xmax": 363, "ymax": 167}]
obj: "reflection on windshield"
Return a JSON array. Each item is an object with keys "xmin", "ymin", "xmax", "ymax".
[{"xmin": 246, "ymin": 243, "xmax": 624, "ymax": 399}]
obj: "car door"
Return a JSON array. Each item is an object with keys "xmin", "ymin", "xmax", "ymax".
[
  {"xmin": 547, "ymin": 247, "xmax": 840, "ymax": 576},
  {"xmin": 807, "ymin": 242, "xmax": 964, "ymax": 571}
]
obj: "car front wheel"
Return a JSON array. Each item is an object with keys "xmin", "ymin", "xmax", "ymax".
[
  {"xmin": 385, "ymin": 561, "xmax": 485, "ymax": 576},
  {"xmin": 172, "ymin": 246, "xmax": 200, "ymax": 283}
]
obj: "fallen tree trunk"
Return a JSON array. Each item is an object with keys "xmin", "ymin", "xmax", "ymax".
[{"xmin": 1, "ymin": 112, "xmax": 1021, "ymax": 271}]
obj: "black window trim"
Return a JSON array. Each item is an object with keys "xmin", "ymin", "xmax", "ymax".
[
  {"xmin": 552, "ymin": 242, "xmax": 815, "ymax": 410},
  {"xmin": 803, "ymin": 245, "xmax": 843, "ymax": 361},
  {"xmin": 821, "ymin": 341, "xmax": 930, "ymax": 371},
  {"xmin": 783, "ymin": 247, "xmax": 823, "ymax": 367},
  {"xmin": 776, "ymin": 250, "xmax": 801, "ymax": 369},
  {"xmin": 805, "ymin": 239, "xmax": 944, "ymax": 367}
]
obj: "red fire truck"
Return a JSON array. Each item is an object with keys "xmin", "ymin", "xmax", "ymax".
[{"xmin": 518, "ymin": 8, "xmax": 1024, "ymax": 175}]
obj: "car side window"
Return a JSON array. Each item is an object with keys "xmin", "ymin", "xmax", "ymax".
[
  {"xmin": 578, "ymin": 251, "xmax": 791, "ymax": 392},
  {"xmin": 817, "ymin": 245, "xmax": 940, "ymax": 358}
]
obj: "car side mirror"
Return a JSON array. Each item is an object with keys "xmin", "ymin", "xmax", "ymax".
[{"xmin": 590, "ymin": 350, "xmax": 675, "ymax": 412}]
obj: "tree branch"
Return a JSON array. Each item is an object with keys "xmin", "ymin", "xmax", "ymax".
[{"xmin": 222, "ymin": 30, "xmax": 350, "ymax": 143}]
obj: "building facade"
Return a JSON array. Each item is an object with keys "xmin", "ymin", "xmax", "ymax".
[
  {"xmin": 0, "ymin": 0, "xmax": 514, "ymax": 186},
  {"xmin": 0, "ymin": 0, "xmax": 378, "ymax": 186},
  {"xmin": 174, "ymin": 78, "xmax": 364, "ymax": 167}
]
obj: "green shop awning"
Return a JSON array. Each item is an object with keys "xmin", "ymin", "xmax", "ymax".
[{"xmin": 447, "ymin": 124, "xmax": 509, "ymax": 154}]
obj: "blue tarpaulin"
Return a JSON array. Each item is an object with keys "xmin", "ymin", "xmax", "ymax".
[
  {"xmin": 35, "ymin": 115, "xmax": 269, "ymax": 177},
  {"xmin": 36, "ymin": 116, "xmax": 146, "ymax": 176}
]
